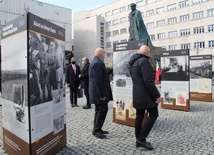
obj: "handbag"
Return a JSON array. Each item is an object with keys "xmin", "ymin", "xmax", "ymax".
[{"xmin": 77, "ymin": 88, "xmax": 83, "ymax": 98}]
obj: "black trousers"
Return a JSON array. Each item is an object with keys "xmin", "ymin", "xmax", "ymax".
[
  {"xmin": 84, "ymin": 85, "xmax": 90, "ymax": 106},
  {"xmin": 135, "ymin": 106, "xmax": 158, "ymax": 142},
  {"xmin": 93, "ymin": 103, "xmax": 108, "ymax": 132},
  {"xmin": 69, "ymin": 87, "xmax": 78, "ymax": 105}
]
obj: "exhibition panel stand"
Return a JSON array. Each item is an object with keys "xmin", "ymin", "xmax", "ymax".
[{"xmin": 1, "ymin": 13, "xmax": 66, "ymax": 155}]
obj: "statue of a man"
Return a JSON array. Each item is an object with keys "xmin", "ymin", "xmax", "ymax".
[{"xmin": 128, "ymin": 3, "xmax": 153, "ymax": 48}]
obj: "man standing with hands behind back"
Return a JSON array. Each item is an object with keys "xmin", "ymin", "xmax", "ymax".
[
  {"xmin": 89, "ymin": 48, "xmax": 113, "ymax": 139},
  {"xmin": 66, "ymin": 57, "xmax": 81, "ymax": 107},
  {"xmin": 129, "ymin": 45, "xmax": 161, "ymax": 150},
  {"xmin": 80, "ymin": 57, "xmax": 91, "ymax": 109}
]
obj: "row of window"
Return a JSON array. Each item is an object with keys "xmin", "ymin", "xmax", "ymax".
[
  {"xmin": 106, "ymin": 40, "xmax": 214, "ymax": 49},
  {"xmin": 106, "ymin": 9, "xmax": 214, "ymax": 28},
  {"xmin": 105, "ymin": 24, "xmax": 214, "ymax": 39},
  {"xmin": 103, "ymin": 0, "xmax": 206, "ymax": 18},
  {"xmin": 150, "ymin": 24, "xmax": 213, "ymax": 40}
]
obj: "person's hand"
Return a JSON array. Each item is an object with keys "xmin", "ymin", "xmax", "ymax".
[
  {"xmin": 100, "ymin": 97, "xmax": 106, "ymax": 101},
  {"xmin": 79, "ymin": 74, "xmax": 81, "ymax": 78},
  {"xmin": 156, "ymin": 97, "xmax": 161, "ymax": 104}
]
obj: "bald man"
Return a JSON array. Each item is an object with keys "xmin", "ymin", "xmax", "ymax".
[
  {"xmin": 89, "ymin": 48, "xmax": 113, "ymax": 139},
  {"xmin": 129, "ymin": 45, "xmax": 161, "ymax": 150}
]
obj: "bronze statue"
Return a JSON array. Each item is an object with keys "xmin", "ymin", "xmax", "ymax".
[{"xmin": 128, "ymin": 3, "xmax": 153, "ymax": 48}]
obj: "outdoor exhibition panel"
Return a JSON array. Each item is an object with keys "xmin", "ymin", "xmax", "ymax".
[
  {"xmin": 1, "ymin": 12, "xmax": 66, "ymax": 155},
  {"xmin": 189, "ymin": 55, "xmax": 212, "ymax": 102},
  {"xmin": 113, "ymin": 40, "xmax": 147, "ymax": 127},
  {"xmin": 160, "ymin": 49, "xmax": 190, "ymax": 111}
]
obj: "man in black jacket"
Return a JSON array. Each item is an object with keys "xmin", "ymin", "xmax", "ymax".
[
  {"xmin": 89, "ymin": 48, "xmax": 113, "ymax": 139},
  {"xmin": 129, "ymin": 45, "xmax": 161, "ymax": 150},
  {"xmin": 80, "ymin": 57, "xmax": 90, "ymax": 109},
  {"xmin": 66, "ymin": 57, "xmax": 81, "ymax": 107}
]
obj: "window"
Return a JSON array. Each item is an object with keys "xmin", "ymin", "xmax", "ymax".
[
  {"xmin": 168, "ymin": 31, "xmax": 177, "ymax": 38},
  {"xmin": 146, "ymin": 22, "xmax": 154, "ymax": 28},
  {"xmin": 120, "ymin": 6, "xmax": 126, "ymax": 12},
  {"xmin": 120, "ymin": 28, "xmax": 127, "ymax": 34},
  {"xmin": 169, "ymin": 45, "xmax": 177, "ymax": 50},
  {"xmin": 112, "ymin": 9, "xmax": 119, "ymax": 15},
  {"xmin": 208, "ymin": 40, "xmax": 214, "ymax": 47},
  {"xmin": 208, "ymin": 24, "xmax": 214, "ymax": 32},
  {"xmin": 136, "ymin": 1, "xmax": 144, "ymax": 7},
  {"xmin": 146, "ymin": 0, "xmax": 155, "ymax": 4},
  {"xmin": 157, "ymin": 20, "xmax": 165, "ymax": 27},
  {"xmin": 179, "ymin": 1, "xmax": 189, "ymax": 8},
  {"xmin": 141, "ymin": 12, "xmax": 144, "ymax": 17},
  {"xmin": 156, "ymin": 7, "xmax": 165, "ymax": 14},
  {"xmin": 106, "ymin": 32, "xmax": 111, "ymax": 37},
  {"xmin": 181, "ymin": 43, "xmax": 190, "ymax": 49},
  {"xmin": 146, "ymin": 10, "xmax": 154, "ymax": 16},
  {"xmin": 113, "ymin": 41, "xmax": 119, "ymax": 44},
  {"xmin": 121, "ymin": 39, "xmax": 127, "ymax": 42},
  {"xmin": 193, "ymin": 0, "xmax": 203, "ymax": 5},
  {"xmin": 150, "ymin": 35, "xmax": 155, "ymax": 40},
  {"xmin": 194, "ymin": 41, "xmax": 205, "ymax": 48},
  {"xmin": 106, "ymin": 42, "xmax": 111, "ymax": 48},
  {"xmin": 193, "ymin": 11, "xmax": 203, "ymax": 19},
  {"xmin": 167, "ymin": 4, "xmax": 176, "ymax": 11},
  {"xmin": 112, "ymin": 19, "xmax": 119, "ymax": 25},
  {"xmin": 120, "ymin": 17, "xmax": 126, "ymax": 23},
  {"xmin": 105, "ymin": 11, "xmax": 111, "ymax": 17},
  {"xmin": 157, "ymin": 33, "xmax": 165, "ymax": 39},
  {"xmin": 168, "ymin": 17, "xmax": 177, "ymax": 24},
  {"xmin": 194, "ymin": 26, "xmax": 204, "ymax": 34},
  {"xmin": 180, "ymin": 29, "xmax": 190, "ymax": 36},
  {"xmin": 106, "ymin": 21, "xmax": 111, "ymax": 27},
  {"xmin": 180, "ymin": 14, "xmax": 189, "ymax": 22},
  {"xmin": 113, "ymin": 30, "xmax": 119, "ymax": 35},
  {"xmin": 208, "ymin": 9, "xmax": 214, "ymax": 17}
]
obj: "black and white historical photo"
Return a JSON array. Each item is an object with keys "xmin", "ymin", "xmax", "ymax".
[
  {"xmin": 13, "ymin": 84, "xmax": 25, "ymax": 123},
  {"xmin": 52, "ymin": 89, "xmax": 64, "ymax": 104},
  {"xmin": 161, "ymin": 56, "xmax": 189, "ymax": 81},
  {"xmin": 29, "ymin": 31, "xmax": 65, "ymax": 106},
  {"xmin": 163, "ymin": 91, "xmax": 173, "ymax": 105},
  {"xmin": 53, "ymin": 115, "xmax": 64, "ymax": 134},
  {"xmin": 113, "ymin": 51, "xmax": 137, "ymax": 77},
  {"xmin": 116, "ymin": 79, "xmax": 126, "ymax": 87},
  {"xmin": 190, "ymin": 60, "xmax": 212, "ymax": 79}
]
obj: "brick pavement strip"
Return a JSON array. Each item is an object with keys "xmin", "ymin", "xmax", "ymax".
[{"xmin": 0, "ymin": 91, "xmax": 214, "ymax": 155}]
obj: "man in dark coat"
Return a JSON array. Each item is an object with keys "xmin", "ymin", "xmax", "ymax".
[
  {"xmin": 80, "ymin": 57, "xmax": 90, "ymax": 109},
  {"xmin": 66, "ymin": 57, "xmax": 81, "ymax": 107},
  {"xmin": 89, "ymin": 48, "xmax": 113, "ymax": 139},
  {"xmin": 129, "ymin": 45, "xmax": 161, "ymax": 150}
]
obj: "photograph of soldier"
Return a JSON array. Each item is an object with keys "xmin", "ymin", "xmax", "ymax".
[
  {"xmin": 116, "ymin": 79, "xmax": 126, "ymax": 87},
  {"xmin": 29, "ymin": 32, "xmax": 65, "ymax": 106},
  {"xmin": 161, "ymin": 57, "xmax": 189, "ymax": 81},
  {"xmin": 190, "ymin": 60, "xmax": 212, "ymax": 79},
  {"xmin": 163, "ymin": 91, "xmax": 173, "ymax": 105}
]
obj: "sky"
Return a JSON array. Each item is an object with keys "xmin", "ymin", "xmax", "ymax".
[{"xmin": 38, "ymin": 0, "xmax": 117, "ymax": 13}]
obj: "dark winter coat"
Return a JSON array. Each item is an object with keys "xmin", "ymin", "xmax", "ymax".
[
  {"xmin": 80, "ymin": 63, "xmax": 89, "ymax": 89},
  {"xmin": 89, "ymin": 56, "xmax": 113, "ymax": 104},
  {"xmin": 129, "ymin": 53, "xmax": 160, "ymax": 109},
  {"xmin": 66, "ymin": 64, "xmax": 81, "ymax": 89}
]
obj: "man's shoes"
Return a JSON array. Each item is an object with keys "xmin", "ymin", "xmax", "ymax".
[
  {"xmin": 83, "ymin": 105, "xmax": 91, "ymax": 109},
  {"xmin": 136, "ymin": 140, "xmax": 154, "ymax": 150},
  {"xmin": 100, "ymin": 129, "xmax": 109, "ymax": 134},
  {"xmin": 75, "ymin": 105, "xmax": 79, "ymax": 107},
  {"xmin": 92, "ymin": 131, "xmax": 106, "ymax": 139},
  {"xmin": 71, "ymin": 105, "xmax": 75, "ymax": 107}
]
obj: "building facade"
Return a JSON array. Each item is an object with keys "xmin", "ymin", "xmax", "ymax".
[
  {"xmin": 74, "ymin": 0, "xmax": 214, "ymax": 67},
  {"xmin": 0, "ymin": 0, "xmax": 72, "ymax": 52}
]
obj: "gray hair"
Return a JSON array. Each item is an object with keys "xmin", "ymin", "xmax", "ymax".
[{"xmin": 83, "ymin": 57, "xmax": 89, "ymax": 63}]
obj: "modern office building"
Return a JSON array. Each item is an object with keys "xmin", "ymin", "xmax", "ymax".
[
  {"xmin": 0, "ymin": 0, "xmax": 73, "ymax": 53},
  {"xmin": 74, "ymin": 0, "xmax": 214, "ymax": 67}
]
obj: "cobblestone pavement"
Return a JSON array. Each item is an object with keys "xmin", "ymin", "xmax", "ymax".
[{"xmin": 1, "ymin": 90, "xmax": 214, "ymax": 155}]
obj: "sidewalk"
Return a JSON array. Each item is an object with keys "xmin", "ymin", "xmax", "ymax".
[{"xmin": 1, "ymin": 91, "xmax": 214, "ymax": 155}]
